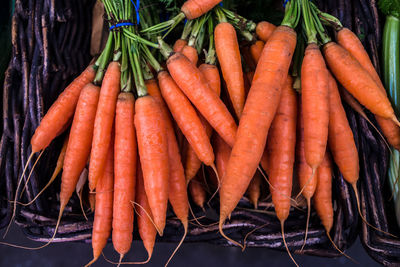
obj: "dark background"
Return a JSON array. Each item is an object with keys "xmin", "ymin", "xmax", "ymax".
[{"xmin": 0, "ymin": 225, "xmax": 380, "ymax": 267}]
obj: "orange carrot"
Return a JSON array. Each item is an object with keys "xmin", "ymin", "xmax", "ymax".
[
  {"xmin": 182, "ymin": 45, "xmax": 198, "ymax": 65},
  {"xmin": 219, "ymin": 26, "xmax": 297, "ymax": 232},
  {"xmin": 135, "ymin": 95, "xmax": 169, "ymax": 235},
  {"xmin": 166, "ymin": 51, "xmax": 237, "ymax": 147},
  {"xmin": 246, "ymin": 172, "xmax": 262, "ymax": 208},
  {"xmin": 199, "ymin": 63, "xmax": 221, "ymax": 96},
  {"xmin": 31, "ymin": 65, "xmax": 95, "ymax": 153},
  {"xmin": 250, "ymin": 40, "xmax": 265, "ymax": 65},
  {"xmin": 256, "ymin": 21, "xmax": 276, "ymax": 43},
  {"xmin": 301, "ymin": 43, "xmax": 329, "ymax": 172},
  {"xmin": 112, "ymin": 92, "xmax": 137, "ymax": 260},
  {"xmin": 173, "ymin": 39, "xmax": 188, "ymax": 52},
  {"xmin": 214, "ymin": 133, "xmax": 230, "ymax": 182},
  {"xmin": 189, "ymin": 174, "xmax": 207, "ymax": 209},
  {"xmin": 215, "ymin": 22, "xmax": 245, "ymax": 118},
  {"xmin": 89, "ymin": 61, "xmax": 120, "ymax": 191},
  {"xmin": 181, "ymin": 0, "xmax": 222, "ymax": 20}
]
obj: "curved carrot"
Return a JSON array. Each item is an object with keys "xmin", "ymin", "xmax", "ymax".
[
  {"xmin": 158, "ymin": 71, "xmax": 214, "ymax": 166},
  {"xmin": 246, "ymin": 172, "xmax": 262, "ymax": 209},
  {"xmin": 135, "ymin": 95, "xmax": 169, "ymax": 235},
  {"xmin": 250, "ymin": 40, "xmax": 265, "ymax": 65},
  {"xmin": 89, "ymin": 61, "xmax": 120, "ymax": 191},
  {"xmin": 199, "ymin": 63, "xmax": 221, "ymax": 96},
  {"xmin": 215, "ymin": 22, "xmax": 245, "ymax": 118},
  {"xmin": 256, "ymin": 21, "xmax": 276, "ymax": 43},
  {"xmin": 112, "ymin": 92, "xmax": 137, "ymax": 259},
  {"xmin": 166, "ymin": 52, "xmax": 237, "ymax": 147},
  {"xmin": 219, "ymin": 26, "xmax": 297, "ymax": 228},
  {"xmin": 31, "ymin": 65, "xmax": 95, "ymax": 153},
  {"xmin": 173, "ymin": 39, "xmax": 188, "ymax": 52},
  {"xmin": 181, "ymin": 0, "xmax": 222, "ymax": 20},
  {"xmin": 301, "ymin": 43, "xmax": 329, "ymax": 171},
  {"xmin": 182, "ymin": 45, "xmax": 198, "ymax": 65}
]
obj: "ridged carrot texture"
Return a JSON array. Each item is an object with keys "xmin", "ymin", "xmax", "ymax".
[
  {"xmin": 135, "ymin": 95, "xmax": 169, "ymax": 236},
  {"xmin": 145, "ymin": 78, "xmax": 188, "ymax": 231},
  {"xmin": 136, "ymin": 162, "xmax": 157, "ymax": 262},
  {"xmin": 158, "ymin": 71, "xmax": 214, "ymax": 167},
  {"xmin": 215, "ymin": 22, "xmax": 245, "ymax": 119},
  {"xmin": 181, "ymin": 0, "xmax": 222, "ymax": 20},
  {"xmin": 173, "ymin": 39, "xmax": 188, "ymax": 52},
  {"xmin": 166, "ymin": 52, "xmax": 237, "ymax": 147},
  {"xmin": 323, "ymin": 42, "xmax": 400, "ymax": 125},
  {"xmin": 89, "ymin": 61, "xmax": 121, "ymax": 191},
  {"xmin": 31, "ymin": 65, "xmax": 96, "ymax": 153},
  {"xmin": 112, "ymin": 92, "xmax": 137, "ymax": 261},
  {"xmin": 337, "ymin": 28, "xmax": 400, "ymax": 150},
  {"xmin": 256, "ymin": 21, "xmax": 276, "ymax": 43},
  {"xmin": 219, "ymin": 26, "xmax": 296, "ymax": 246},
  {"xmin": 87, "ymin": 139, "xmax": 114, "ymax": 266},
  {"xmin": 301, "ymin": 43, "xmax": 330, "ymax": 173},
  {"xmin": 185, "ymin": 64, "xmax": 221, "ymax": 182},
  {"xmin": 250, "ymin": 40, "xmax": 265, "ymax": 65}
]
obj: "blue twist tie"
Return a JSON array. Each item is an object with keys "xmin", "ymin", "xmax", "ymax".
[
  {"xmin": 283, "ymin": 0, "xmax": 289, "ymax": 8},
  {"xmin": 219, "ymin": 2, "xmax": 223, "ymax": 6},
  {"xmin": 109, "ymin": 22, "xmax": 135, "ymax": 30},
  {"xmin": 131, "ymin": 0, "xmax": 140, "ymax": 25}
]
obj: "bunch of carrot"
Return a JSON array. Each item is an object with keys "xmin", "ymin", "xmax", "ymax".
[{"xmin": 6, "ymin": 0, "xmax": 400, "ymax": 265}]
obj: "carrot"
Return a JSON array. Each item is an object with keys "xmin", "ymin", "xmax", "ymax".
[
  {"xmin": 136, "ymin": 161, "xmax": 157, "ymax": 262},
  {"xmin": 87, "ymin": 138, "xmax": 114, "ymax": 266},
  {"xmin": 215, "ymin": 22, "xmax": 245, "ymax": 118},
  {"xmin": 199, "ymin": 63, "xmax": 221, "ymax": 96},
  {"xmin": 89, "ymin": 61, "xmax": 120, "ymax": 191},
  {"xmin": 246, "ymin": 172, "xmax": 262, "ymax": 209},
  {"xmin": 30, "ymin": 65, "xmax": 96, "ymax": 153},
  {"xmin": 158, "ymin": 70, "xmax": 214, "ymax": 166},
  {"xmin": 301, "ymin": 43, "xmax": 330, "ymax": 172},
  {"xmin": 173, "ymin": 39, "xmax": 188, "ymax": 52},
  {"xmin": 337, "ymin": 28, "xmax": 400, "ymax": 150},
  {"xmin": 135, "ymin": 95, "xmax": 169, "ymax": 235},
  {"xmin": 189, "ymin": 174, "xmax": 207, "ymax": 209},
  {"xmin": 250, "ymin": 40, "xmax": 265, "ymax": 65},
  {"xmin": 214, "ymin": 133, "xmax": 231, "ymax": 182},
  {"xmin": 112, "ymin": 92, "xmax": 137, "ymax": 260},
  {"xmin": 145, "ymin": 78, "xmax": 189, "ymax": 231},
  {"xmin": 323, "ymin": 42, "xmax": 400, "ymax": 125},
  {"xmin": 219, "ymin": 26, "xmax": 297, "ymax": 250},
  {"xmin": 256, "ymin": 21, "xmax": 276, "ymax": 43},
  {"xmin": 181, "ymin": 0, "xmax": 222, "ymax": 20},
  {"xmin": 164, "ymin": 50, "xmax": 237, "ymax": 147},
  {"xmin": 219, "ymin": 26, "xmax": 297, "ymax": 230},
  {"xmin": 181, "ymin": 45, "xmax": 198, "ymax": 65}
]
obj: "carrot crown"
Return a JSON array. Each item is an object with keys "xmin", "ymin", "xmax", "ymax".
[{"xmin": 281, "ymin": 0, "xmax": 301, "ymax": 29}]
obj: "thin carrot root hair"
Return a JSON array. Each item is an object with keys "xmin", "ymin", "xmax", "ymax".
[
  {"xmin": 219, "ymin": 220, "xmax": 244, "ymax": 250},
  {"xmin": 20, "ymin": 150, "xmax": 45, "ymax": 198},
  {"xmin": 296, "ymin": 167, "xmax": 316, "ymax": 200},
  {"xmin": 257, "ymin": 166, "xmax": 298, "ymax": 205},
  {"xmin": 78, "ymin": 190, "xmax": 88, "ymax": 221},
  {"xmin": 242, "ymin": 223, "xmax": 269, "ymax": 251},
  {"xmin": 326, "ymin": 231, "xmax": 358, "ymax": 264},
  {"xmin": 300, "ymin": 197, "xmax": 311, "ymax": 252},
  {"xmin": 280, "ymin": 220, "xmax": 299, "ymax": 267},
  {"xmin": 165, "ymin": 222, "xmax": 188, "ymax": 267},
  {"xmin": 188, "ymin": 202, "xmax": 212, "ymax": 228},
  {"xmin": 351, "ymin": 183, "xmax": 398, "ymax": 238},
  {"xmin": 131, "ymin": 201, "xmax": 162, "ymax": 236},
  {"xmin": 117, "ymin": 253, "xmax": 124, "ymax": 267},
  {"xmin": 5, "ymin": 151, "xmax": 36, "ymax": 238},
  {"xmin": 84, "ymin": 254, "xmax": 101, "ymax": 267},
  {"xmin": 101, "ymin": 251, "xmax": 151, "ymax": 265},
  {"xmin": 207, "ymin": 163, "xmax": 221, "ymax": 206},
  {"xmin": 202, "ymin": 165, "xmax": 211, "ymax": 193}
]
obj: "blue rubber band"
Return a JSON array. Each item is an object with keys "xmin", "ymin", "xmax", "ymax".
[
  {"xmin": 130, "ymin": 0, "xmax": 140, "ymax": 25},
  {"xmin": 283, "ymin": 0, "xmax": 289, "ymax": 8},
  {"xmin": 109, "ymin": 22, "xmax": 135, "ymax": 30},
  {"xmin": 219, "ymin": 2, "xmax": 223, "ymax": 6}
]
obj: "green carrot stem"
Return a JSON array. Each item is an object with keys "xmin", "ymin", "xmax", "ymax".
[
  {"xmin": 94, "ymin": 34, "xmax": 114, "ymax": 85},
  {"xmin": 281, "ymin": 0, "xmax": 300, "ymax": 29}
]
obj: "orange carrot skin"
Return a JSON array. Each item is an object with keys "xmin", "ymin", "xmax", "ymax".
[
  {"xmin": 215, "ymin": 22, "xmax": 245, "ymax": 118},
  {"xmin": 337, "ymin": 28, "xmax": 400, "ymax": 150},
  {"xmin": 31, "ymin": 65, "xmax": 96, "ymax": 152},
  {"xmin": 323, "ymin": 42, "xmax": 396, "ymax": 120},
  {"xmin": 112, "ymin": 92, "xmax": 137, "ymax": 255},
  {"xmin": 167, "ymin": 52, "xmax": 237, "ymax": 147},
  {"xmin": 220, "ymin": 26, "xmax": 297, "ymax": 220},
  {"xmin": 173, "ymin": 39, "xmax": 188, "ymax": 52},
  {"xmin": 327, "ymin": 74, "xmax": 359, "ymax": 184},
  {"xmin": 135, "ymin": 95, "xmax": 169, "ymax": 234},
  {"xmin": 89, "ymin": 62, "xmax": 121, "ymax": 191},
  {"xmin": 92, "ymin": 139, "xmax": 114, "ymax": 261},
  {"xmin": 247, "ymin": 172, "xmax": 262, "ymax": 208},
  {"xmin": 181, "ymin": 0, "xmax": 222, "ymax": 20},
  {"xmin": 199, "ymin": 63, "xmax": 221, "ymax": 96},
  {"xmin": 189, "ymin": 174, "xmax": 206, "ymax": 209},
  {"xmin": 182, "ymin": 45, "xmax": 198, "ymax": 65},
  {"xmin": 267, "ymin": 76, "xmax": 297, "ymax": 221},
  {"xmin": 136, "ymin": 162, "xmax": 157, "ymax": 258},
  {"xmin": 60, "ymin": 83, "xmax": 100, "ymax": 207},
  {"xmin": 250, "ymin": 40, "xmax": 265, "ymax": 65},
  {"xmin": 302, "ymin": 43, "xmax": 330, "ymax": 169},
  {"xmin": 145, "ymin": 79, "xmax": 188, "ymax": 226},
  {"xmin": 158, "ymin": 71, "xmax": 214, "ymax": 166},
  {"xmin": 214, "ymin": 134, "xmax": 231, "ymax": 182},
  {"xmin": 313, "ymin": 151, "xmax": 333, "ymax": 232},
  {"xmin": 256, "ymin": 21, "xmax": 276, "ymax": 43}
]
